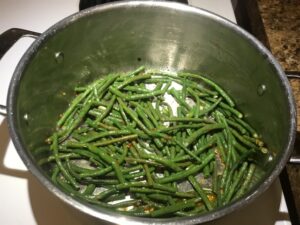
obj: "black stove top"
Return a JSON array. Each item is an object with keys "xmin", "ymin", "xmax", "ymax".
[{"xmin": 79, "ymin": 0, "xmax": 188, "ymax": 11}]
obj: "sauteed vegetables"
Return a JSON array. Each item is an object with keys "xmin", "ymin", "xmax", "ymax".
[{"xmin": 40, "ymin": 66, "xmax": 270, "ymax": 217}]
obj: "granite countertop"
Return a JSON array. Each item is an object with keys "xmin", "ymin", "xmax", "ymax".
[
  {"xmin": 256, "ymin": 0, "xmax": 300, "ymax": 219},
  {"xmin": 257, "ymin": 0, "xmax": 300, "ymax": 72}
]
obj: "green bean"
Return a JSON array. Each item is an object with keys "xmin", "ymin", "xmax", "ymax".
[
  {"xmin": 179, "ymin": 72, "xmax": 235, "ymax": 107},
  {"xmin": 110, "ymin": 199, "xmax": 141, "ymax": 209},
  {"xmin": 194, "ymin": 136, "xmax": 217, "ymax": 155},
  {"xmin": 148, "ymin": 71, "xmax": 217, "ymax": 96},
  {"xmin": 129, "ymin": 187, "xmax": 167, "ymax": 195},
  {"xmin": 188, "ymin": 176, "xmax": 213, "ymax": 211},
  {"xmin": 115, "ymin": 181, "xmax": 147, "ymax": 190},
  {"xmin": 117, "ymin": 144, "xmax": 128, "ymax": 164},
  {"xmin": 150, "ymin": 199, "xmax": 197, "ymax": 217},
  {"xmin": 58, "ymin": 101, "xmax": 93, "ymax": 142},
  {"xmin": 175, "ymin": 204, "xmax": 206, "ymax": 217},
  {"xmin": 38, "ymin": 153, "xmax": 80, "ymax": 165},
  {"xmin": 123, "ymin": 86, "xmax": 151, "ymax": 93},
  {"xmin": 161, "ymin": 117, "xmax": 214, "ymax": 123},
  {"xmin": 144, "ymin": 164, "xmax": 154, "ymax": 185},
  {"xmin": 74, "ymin": 86, "xmax": 86, "ymax": 92},
  {"xmin": 216, "ymin": 134, "xmax": 227, "ymax": 162},
  {"xmin": 121, "ymin": 165, "xmax": 143, "ymax": 173},
  {"xmin": 185, "ymin": 124, "xmax": 225, "ymax": 147},
  {"xmin": 125, "ymin": 157, "xmax": 161, "ymax": 167},
  {"xmin": 51, "ymin": 166, "xmax": 60, "ymax": 184},
  {"xmin": 87, "ymin": 145, "xmax": 114, "ymax": 164},
  {"xmin": 147, "ymin": 193, "xmax": 171, "ymax": 203},
  {"xmin": 134, "ymin": 105, "xmax": 163, "ymax": 148},
  {"xmin": 230, "ymin": 128, "xmax": 258, "ymax": 149},
  {"xmin": 226, "ymin": 119, "xmax": 247, "ymax": 134},
  {"xmin": 56, "ymin": 79, "xmax": 100, "ymax": 128},
  {"xmin": 223, "ymin": 162, "xmax": 248, "ymax": 204},
  {"xmin": 147, "ymin": 102, "xmax": 160, "ymax": 121},
  {"xmin": 93, "ymin": 188, "xmax": 117, "ymax": 200},
  {"xmin": 59, "ymin": 107, "xmax": 78, "ymax": 134},
  {"xmin": 242, "ymin": 135, "xmax": 264, "ymax": 147},
  {"xmin": 79, "ymin": 166, "xmax": 113, "ymax": 178},
  {"xmin": 65, "ymin": 159, "xmax": 83, "ymax": 181},
  {"xmin": 83, "ymin": 178, "xmax": 119, "ymax": 185},
  {"xmin": 117, "ymin": 98, "xmax": 150, "ymax": 134},
  {"xmin": 125, "ymin": 90, "xmax": 166, "ymax": 101},
  {"xmin": 198, "ymin": 98, "xmax": 222, "ymax": 117},
  {"xmin": 140, "ymin": 104, "xmax": 159, "ymax": 128},
  {"xmin": 234, "ymin": 117, "xmax": 258, "ymax": 138},
  {"xmin": 206, "ymin": 97, "xmax": 243, "ymax": 118},
  {"xmin": 112, "ymin": 161, "xmax": 126, "ymax": 184},
  {"xmin": 233, "ymin": 141, "xmax": 249, "ymax": 154},
  {"xmin": 117, "ymin": 101, "xmax": 131, "ymax": 126},
  {"xmin": 92, "ymin": 134, "xmax": 138, "ymax": 147},
  {"xmin": 94, "ymin": 96, "xmax": 116, "ymax": 123},
  {"xmin": 62, "ymin": 148, "xmax": 103, "ymax": 166},
  {"xmin": 51, "ymin": 134, "xmax": 79, "ymax": 189},
  {"xmin": 104, "ymin": 193, "xmax": 126, "ymax": 203},
  {"xmin": 173, "ymin": 139, "xmax": 202, "ymax": 163},
  {"xmin": 85, "ymin": 118, "xmax": 117, "ymax": 131},
  {"xmin": 112, "ymin": 86, "xmax": 167, "ymax": 101},
  {"xmin": 116, "ymin": 72, "xmax": 149, "ymax": 90},
  {"xmin": 157, "ymin": 152, "xmax": 214, "ymax": 184},
  {"xmin": 234, "ymin": 164, "xmax": 256, "ymax": 199},
  {"xmin": 96, "ymin": 73, "xmax": 121, "ymax": 96},
  {"xmin": 156, "ymin": 123, "xmax": 205, "ymax": 133},
  {"xmin": 81, "ymin": 130, "xmax": 132, "ymax": 143},
  {"xmin": 139, "ymin": 151, "xmax": 181, "ymax": 172},
  {"xmin": 168, "ymin": 88, "xmax": 191, "ymax": 110},
  {"xmin": 152, "ymin": 183, "xmax": 177, "ymax": 193},
  {"xmin": 46, "ymin": 67, "xmax": 269, "ymax": 218},
  {"xmin": 124, "ymin": 168, "xmax": 154, "ymax": 180}
]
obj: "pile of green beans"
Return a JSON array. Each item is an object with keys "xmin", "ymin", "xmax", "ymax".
[{"xmin": 41, "ymin": 66, "xmax": 270, "ymax": 217}]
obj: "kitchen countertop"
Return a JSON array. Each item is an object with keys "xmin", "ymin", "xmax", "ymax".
[
  {"xmin": 257, "ymin": 0, "xmax": 300, "ymax": 72},
  {"xmin": 256, "ymin": 0, "xmax": 300, "ymax": 219}
]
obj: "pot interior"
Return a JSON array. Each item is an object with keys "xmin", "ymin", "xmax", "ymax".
[{"xmin": 10, "ymin": 1, "xmax": 294, "ymax": 223}]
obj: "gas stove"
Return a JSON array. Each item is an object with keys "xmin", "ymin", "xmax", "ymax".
[{"xmin": 0, "ymin": 1, "xmax": 292, "ymax": 224}]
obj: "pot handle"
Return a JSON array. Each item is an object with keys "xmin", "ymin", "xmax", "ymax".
[
  {"xmin": 0, "ymin": 105, "xmax": 6, "ymax": 116},
  {"xmin": 287, "ymin": 73, "xmax": 300, "ymax": 164},
  {"xmin": 0, "ymin": 28, "xmax": 41, "ymax": 116},
  {"xmin": 0, "ymin": 28, "xmax": 40, "ymax": 60}
]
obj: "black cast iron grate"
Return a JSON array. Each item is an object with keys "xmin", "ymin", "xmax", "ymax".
[{"xmin": 79, "ymin": 0, "xmax": 188, "ymax": 11}]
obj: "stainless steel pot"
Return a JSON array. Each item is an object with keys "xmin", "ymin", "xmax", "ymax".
[{"xmin": 0, "ymin": 1, "xmax": 297, "ymax": 224}]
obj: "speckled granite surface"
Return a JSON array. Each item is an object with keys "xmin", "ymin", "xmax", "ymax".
[
  {"xmin": 256, "ymin": 0, "xmax": 300, "ymax": 218},
  {"xmin": 257, "ymin": 0, "xmax": 300, "ymax": 72}
]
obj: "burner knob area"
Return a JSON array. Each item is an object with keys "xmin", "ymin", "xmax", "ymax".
[{"xmin": 79, "ymin": 0, "xmax": 188, "ymax": 11}]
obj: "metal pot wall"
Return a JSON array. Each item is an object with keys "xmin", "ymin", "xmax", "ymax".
[{"xmin": 0, "ymin": 1, "xmax": 297, "ymax": 224}]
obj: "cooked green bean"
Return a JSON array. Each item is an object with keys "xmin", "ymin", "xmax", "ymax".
[
  {"xmin": 223, "ymin": 162, "xmax": 248, "ymax": 204},
  {"xmin": 116, "ymin": 71, "xmax": 149, "ymax": 90},
  {"xmin": 150, "ymin": 199, "xmax": 198, "ymax": 217},
  {"xmin": 51, "ymin": 133, "xmax": 79, "ymax": 189},
  {"xmin": 188, "ymin": 176, "xmax": 213, "ymax": 211},
  {"xmin": 95, "ymin": 96, "xmax": 116, "ymax": 123},
  {"xmin": 234, "ymin": 164, "xmax": 256, "ymax": 199},
  {"xmin": 157, "ymin": 152, "xmax": 215, "ymax": 184},
  {"xmin": 185, "ymin": 124, "xmax": 225, "ymax": 147},
  {"xmin": 44, "ymin": 67, "xmax": 271, "ymax": 218},
  {"xmin": 81, "ymin": 130, "xmax": 132, "ymax": 143},
  {"xmin": 179, "ymin": 72, "xmax": 235, "ymax": 107},
  {"xmin": 56, "ymin": 79, "xmax": 100, "ymax": 128}
]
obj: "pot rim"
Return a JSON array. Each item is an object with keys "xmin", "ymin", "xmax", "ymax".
[{"xmin": 6, "ymin": 1, "xmax": 296, "ymax": 224}]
